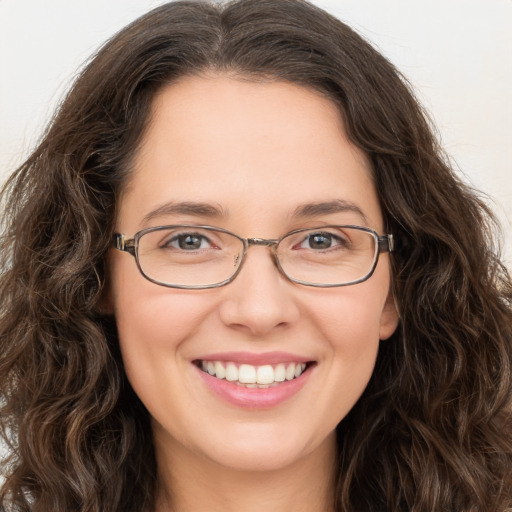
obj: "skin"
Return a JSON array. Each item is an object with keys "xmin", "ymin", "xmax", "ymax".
[{"xmin": 107, "ymin": 74, "xmax": 399, "ymax": 512}]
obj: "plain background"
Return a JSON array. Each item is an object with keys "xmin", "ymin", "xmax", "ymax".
[{"xmin": 0, "ymin": 0, "xmax": 511, "ymax": 267}]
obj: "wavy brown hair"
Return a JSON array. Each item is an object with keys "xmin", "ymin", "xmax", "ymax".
[{"xmin": 1, "ymin": 1, "xmax": 511, "ymax": 511}]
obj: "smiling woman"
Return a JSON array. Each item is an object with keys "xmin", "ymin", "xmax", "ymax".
[
  {"xmin": 108, "ymin": 77, "xmax": 398, "ymax": 487},
  {"xmin": 0, "ymin": 1, "xmax": 511, "ymax": 512}
]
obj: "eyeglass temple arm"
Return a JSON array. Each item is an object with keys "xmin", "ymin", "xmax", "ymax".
[
  {"xmin": 113, "ymin": 234, "xmax": 136, "ymax": 256},
  {"xmin": 378, "ymin": 234, "xmax": 394, "ymax": 253}
]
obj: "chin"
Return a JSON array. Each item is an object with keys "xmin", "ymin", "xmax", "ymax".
[{"xmin": 191, "ymin": 423, "xmax": 336, "ymax": 474}]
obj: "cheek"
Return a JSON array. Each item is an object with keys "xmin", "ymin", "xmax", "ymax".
[
  {"xmin": 325, "ymin": 299, "xmax": 381, "ymax": 390},
  {"xmin": 109, "ymin": 262, "xmax": 216, "ymax": 387},
  {"xmin": 310, "ymin": 288, "xmax": 385, "ymax": 352},
  {"xmin": 114, "ymin": 287, "xmax": 213, "ymax": 355},
  {"xmin": 303, "ymin": 285, "xmax": 387, "ymax": 407},
  {"xmin": 112, "ymin": 287, "xmax": 224, "ymax": 440}
]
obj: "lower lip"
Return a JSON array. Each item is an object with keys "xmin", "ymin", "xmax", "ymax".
[{"xmin": 195, "ymin": 365, "xmax": 312, "ymax": 409}]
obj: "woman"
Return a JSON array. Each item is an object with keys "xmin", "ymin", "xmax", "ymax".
[{"xmin": 1, "ymin": 1, "xmax": 511, "ymax": 511}]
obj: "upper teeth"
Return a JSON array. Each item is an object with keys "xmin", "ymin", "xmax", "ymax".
[{"xmin": 200, "ymin": 361, "xmax": 307, "ymax": 386}]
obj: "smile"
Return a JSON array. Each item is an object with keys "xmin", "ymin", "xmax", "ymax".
[{"xmin": 197, "ymin": 360, "xmax": 309, "ymax": 388}]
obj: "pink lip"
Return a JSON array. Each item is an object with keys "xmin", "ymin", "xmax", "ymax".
[
  {"xmin": 194, "ymin": 351, "xmax": 312, "ymax": 365},
  {"xmin": 194, "ymin": 363, "xmax": 314, "ymax": 410}
]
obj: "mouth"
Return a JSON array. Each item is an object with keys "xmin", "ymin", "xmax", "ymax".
[{"xmin": 194, "ymin": 360, "xmax": 315, "ymax": 388}]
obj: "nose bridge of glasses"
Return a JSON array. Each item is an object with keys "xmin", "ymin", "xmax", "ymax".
[
  {"xmin": 237, "ymin": 237, "xmax": 282, "ymax": 281},
  {"xmin": 246, "ymin": 237, "xmax": 280, "ymax": 248},
  {"xmin": 240, "ymin": 238, "xmax": 282, "ymax": 271}
]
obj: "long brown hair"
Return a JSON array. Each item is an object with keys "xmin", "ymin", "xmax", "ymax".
[{"xmin": 1, "ymin": 1, "xmax": 511, "ymax": 510}]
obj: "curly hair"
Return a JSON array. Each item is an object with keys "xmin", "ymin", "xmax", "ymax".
[{"xmin": 1, "ymin": 1, "xmax": 511, "ymax": 511}]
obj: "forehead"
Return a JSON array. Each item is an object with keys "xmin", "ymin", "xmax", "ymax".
[{"xmin": 118, "ymin": 74, "xmax": 382, "ymax": 233}]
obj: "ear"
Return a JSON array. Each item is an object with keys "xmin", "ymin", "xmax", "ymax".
[{"xmin": 379, "ymin": 291, "xmax": 399, "ymax": 340}]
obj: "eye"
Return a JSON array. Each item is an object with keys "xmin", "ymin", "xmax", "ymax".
[
  {"xmin": 296, "ymin": 232, "xmax": 346, "ymax": 250},
  {"xmin": 163, "ymin": 232, "xmax": 213, "ymax": 251}
]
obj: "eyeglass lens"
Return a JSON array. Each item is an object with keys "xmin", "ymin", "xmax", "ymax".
[{"xmin": 135, "ymin": 226, "xmax": 378, "ymax": 288}]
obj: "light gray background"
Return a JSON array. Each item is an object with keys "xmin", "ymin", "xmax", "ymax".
[{"xmin": 1, "ymin": 0, "xmax": 511, "ymax": 266}]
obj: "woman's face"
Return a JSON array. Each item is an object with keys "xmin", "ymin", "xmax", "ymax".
[{"xmin": 108, "ymin": 75, "xmax": 398, "ymax": 473}]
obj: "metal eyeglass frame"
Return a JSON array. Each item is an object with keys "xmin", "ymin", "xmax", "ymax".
[{"xmin": 113, "ymin": 224, "xmax": 394, "ymax": 289}]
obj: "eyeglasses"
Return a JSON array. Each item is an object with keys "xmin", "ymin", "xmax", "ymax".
[{"xmin": 113, "ymin": 225, "xmax": 394, "ymax": 289}]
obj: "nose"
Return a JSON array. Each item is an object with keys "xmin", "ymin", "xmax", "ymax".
[{"xmin": 218, "ymin": 246, "xmax": 300, "ymax": 337}]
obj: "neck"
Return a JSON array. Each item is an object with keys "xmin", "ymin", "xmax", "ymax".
[{"xmin": 154, "ymin": 432, "xmax": 337, "ymax": 512}]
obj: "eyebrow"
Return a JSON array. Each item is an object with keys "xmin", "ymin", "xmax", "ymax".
[
  {"xmin": 141, "ymin": 198, "xmax": 368, "ymax": 226},
  {"xmin": 291, "ymin": 199, "xmax": 369, "ymax": 224},
  {"xmin": 142, "ymin": 201, "xmax": 228, "ymax": 225}
]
